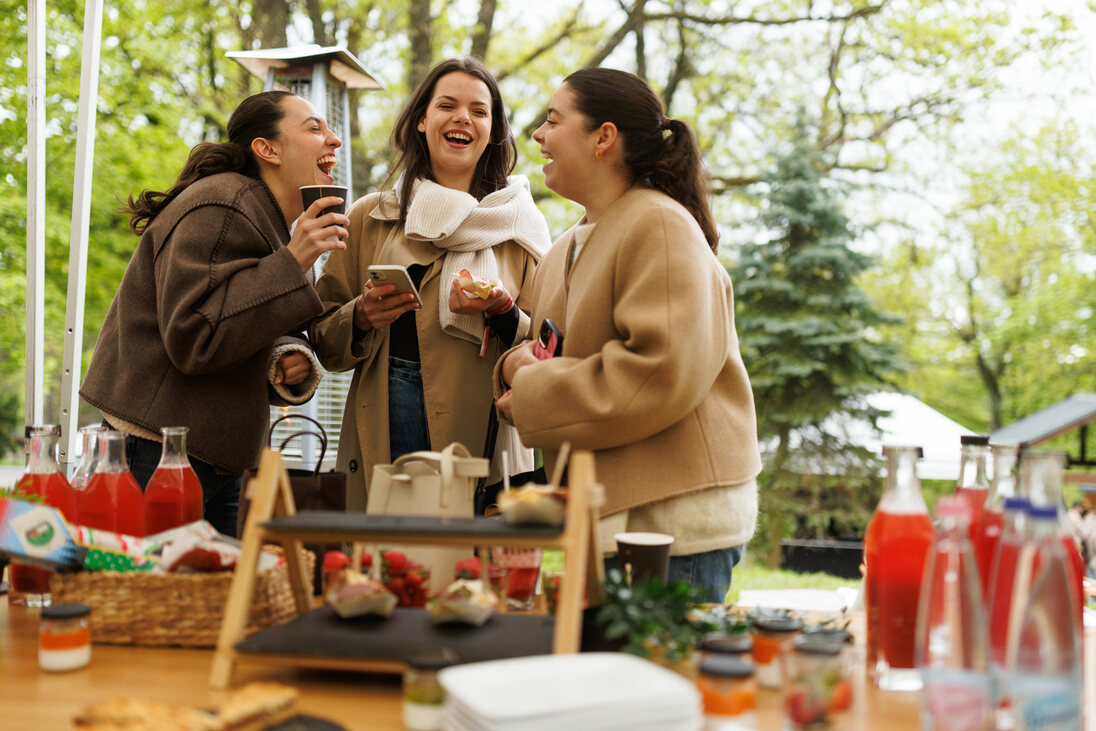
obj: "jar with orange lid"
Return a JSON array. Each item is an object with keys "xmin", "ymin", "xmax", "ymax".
[
  {"xmin": 697, "ymin": 654, "xmax": 757, "ymax": 721},
  {"xmin": 748, "ymin": 610, "xmax": 801, "ymax": 689},
  {"xmin": 39, "ymin": 603, "xmax": 91, "ymax": 672}
]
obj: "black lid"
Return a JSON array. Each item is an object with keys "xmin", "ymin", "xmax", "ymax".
[
  {"xmin": 961, "ymin": 435, "xmax": 990, "ymax": 446},
  {"xmin": 699, "ymin": 654, "xmax": 754, "ymax": 679},
  {"xmin": 793, "ymin": 634, "xmax": 843, "ymax": 656},
  {"xmin": 407, "ymin": 648, "xmax": 459, "ymax": 671},
  {"xmin": 41, "ymin": 603, "xmax": 90, "ymax": 620},
  {"xmin": 699, "ymin": 631, "xmax": 753, "ymax": 654},
  {"xmin": 750, "ymin": 612, "xmax": 802, "ymax": 633},
  {"xmin": 801, "ymin": 627, "xmax": 852, "ymax": 645}
]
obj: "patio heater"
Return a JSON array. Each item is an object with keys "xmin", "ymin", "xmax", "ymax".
[{"xmin": 228, "ymin": 45, "xmax": 383, "ymax": 469}]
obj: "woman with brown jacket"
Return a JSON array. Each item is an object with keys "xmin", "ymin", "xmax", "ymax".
[
  {"xmin": 496, "ymin": 69, "xmax": 762, "ymax": 602},
  {"xmin": 310, "ymin": 58, "xmax": 550, "ymax": 510}
]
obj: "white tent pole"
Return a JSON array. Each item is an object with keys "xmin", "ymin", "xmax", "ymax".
[
  {"xmin": 58, "ymin": 0, "xmax": 105, "ymax": 466},
  {"xmin": 25, "ymin": 0, "xmax": 46, "ymax": 432}
]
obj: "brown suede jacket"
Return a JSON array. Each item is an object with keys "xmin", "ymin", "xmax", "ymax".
[{"xmin": 80, "ymin": 172, "xmax": 323, "ymax": 474}]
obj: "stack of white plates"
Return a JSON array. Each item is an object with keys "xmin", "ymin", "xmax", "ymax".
[{"xmin": 438, "ymin": 652, "xmax": 703, "ymax": 731}]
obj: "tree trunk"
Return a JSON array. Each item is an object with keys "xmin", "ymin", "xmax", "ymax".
[
  {"xmin": 305, "ymin": 0, "xmax": 330, "ymax": 46},
  {"xmin": 763, "ymin": 427, "xmax": 792, "ymax": 568},
  {"xmin": 251, "ymin": 0, "xmax": 289, "ymax": 48},
  {"xmin": 470, "ymin": 0, "xmax": 498, "ymax": 60},
  {"xmin": 408, "ymin": 0, "xmax": 434, "ymax": 89}
]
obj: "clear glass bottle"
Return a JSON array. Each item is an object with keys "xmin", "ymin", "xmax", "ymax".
[
  {"xmin": 864, "ymin": 445, "xmax": 935, "ymax": 691},
  {"xmin": 915, "ymin": 496, "xmax": 992, "ymax": 730},
  {"xmin": 986, "ymin": 495, "xmax": 1031, "ymax": 727},
  {"xmin": 9, "ymin": 425, "xmax": 77, "ymax": 608},
  {"xmin": 1009, "ymin": 505, "xmax": 1083, "ymax": 730},
  {"xmin": 144, "ymin": 426, "xmax": 203, "ymax": 535},
  {"xmin": 69, "ymin": 424, "xmax": 102, "ymax": 492},
  {"xmin": 954, "ymin": 435, "xmax": 991, "ymax": 543},
  {"xmin": 78, "ymin": 430, "xmax": 145, "ymax": 537},
  {"xmin": 975, "ymin": 442, "xmax": 1019, "ymax": 598},
  {"xmin": 1020, "ymin": 451, "xmax": 1085, "ymax": 621}
]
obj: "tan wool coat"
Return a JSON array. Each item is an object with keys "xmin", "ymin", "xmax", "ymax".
[
  {"xmin": 497, "ymin": 186, "xmax": 762, "ymax": 517},
  {"xmin": 310, "ymin": 191, "xmax": 539, "ymax": 510}
]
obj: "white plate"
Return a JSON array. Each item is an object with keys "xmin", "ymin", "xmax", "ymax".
[{"xmin": 438, "ymin": 653, "xmax": 701, "ymax": 723}]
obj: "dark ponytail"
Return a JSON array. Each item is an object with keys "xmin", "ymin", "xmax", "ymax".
[
  {"xmin": 563, "ymin": 68, "xmax": 719, "ymax": 253},
  {"xmin": 124, "ymin": 90, "xmax": 296, "ymax": 234}
]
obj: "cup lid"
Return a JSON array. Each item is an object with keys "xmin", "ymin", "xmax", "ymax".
[
  {"xmin": 699, "ymin": 631, "xmax": 753, "ymax": 654},
  {"xmin": 41, "ymin": 603, "xmax": 91, "ymax": 620},
  {"xmin": 699, "ymin": 654, "xmax": 754, "ymax": 678}
]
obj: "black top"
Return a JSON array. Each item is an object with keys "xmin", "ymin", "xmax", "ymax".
[{"xmin": 41, "ymin": 603, "xmax": 91, "ymax": 620}]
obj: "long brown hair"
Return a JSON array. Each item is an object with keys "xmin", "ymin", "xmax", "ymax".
[
  {"xmin": 124, "ymin": 90, "xmax": 296, "ymax": 234},
  {"xmin": 387, "ymin": 57, "xmax": 516, "ymax": 221},
  {"xmin": 563, "ymin": 68, "xmax": 719, "ymax": 252}
]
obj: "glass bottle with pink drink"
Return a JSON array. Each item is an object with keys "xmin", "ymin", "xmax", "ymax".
[
  {"xmin": 974, "ymin": 442, "xmax": 1019, "ymax": 598},
  {"xmin": 9, "ymin": 425, "xmax": 78, "ymax": 608},
  {"xmin": 69, "ymin": 424, "xmax": 102, "ymax": 492},
  {"xmin": 77, "ymin": 430, "xmax": 145, "ymax": 537},
  {"xmin": 953, "ymin": 435, "xmax": 990, "ymax": 545},
  {"xmin": 144, "ymin": 426, "xmax": 203, "ymax": 535},
  {"xmin": 863, "ymin": 445, "xmax": 935, "ymax": 691}
]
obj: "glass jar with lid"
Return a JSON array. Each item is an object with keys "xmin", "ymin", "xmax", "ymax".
[
  {"xmin": 748, "ymin": 609, "xmax": 802, "ymax": 689},
  {"xmin": 39, "ymin": 603, "xmax": 91, "ymax": 672},
  {"xmin": 403, "ymin": 648, "xmax": 459, "ymax": 731},
  {"xmin": 784, "ymin": 633, "xmax": 852, "ymax": 729},
  {"xmin": 696, "ymin": 653, "xmax": 757, "ymax": 720}
]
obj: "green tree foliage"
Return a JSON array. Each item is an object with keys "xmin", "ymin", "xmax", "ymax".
[
  {"xmin": 864, "ymin": 121, "xmax": 1096, "ymax": 433},
  {"xmin": 731, "ymin": 123, "xmax": 905, "ymax": 565}
]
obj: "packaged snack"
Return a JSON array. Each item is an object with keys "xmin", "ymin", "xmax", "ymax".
[
  {"xmin": 426, "ymin": 579, "xmax": 496, "ymax": 626},
  {"xmin": 326, "ymin": 568, "xmax": 398, "ymax": 618}
]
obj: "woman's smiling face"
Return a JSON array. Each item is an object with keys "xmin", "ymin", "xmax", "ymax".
[
  {"xmin": 417, "ymin": 72, "xmax": 493, "ymax": 191},
  {"xmin": 532, "ymin": 83, "xmax": 598, "ymax": 205}
]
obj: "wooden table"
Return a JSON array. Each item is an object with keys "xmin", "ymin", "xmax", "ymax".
[{"xmin": 0, "ymin": 601, "xmax": 933, "ymax": 730}]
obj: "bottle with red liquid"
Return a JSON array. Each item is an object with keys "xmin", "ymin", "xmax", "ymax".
[
  {"xmin": 9, "ymin": 425, "xmax": 78, "ymax": 608},
  {"xmin": 864, "ymin": 445, "xmax": 936, "ymax": 691},
  {"xmin": 1020, "ymin": 451, "xmax": 1085, "ymax": 622},
  {"xmin": 77, "ymin": 430, "xmax": 145, "ymax": 537},
  {"xmin": 69, "ymin": 424, "xmax": 102, "ymax": 492},
  {"xmin": 144, "ymin": 426, "xmax": 203, "ymax": 535},
  {"xmin": 953, "ymin": 435, "xmax": 990, "ymax": 547},
  {"xmin": 985, "ymin": 494, "xmax": 1031, "ymax": 725},
  {"xmin": 974, "ymin": 442, "xmax": 1019, "ymax": 598}
]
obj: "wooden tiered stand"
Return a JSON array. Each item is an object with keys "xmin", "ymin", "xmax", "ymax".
[{"xmin": 209, "ymin": 447, "xmax": 603, "ymax": 688}]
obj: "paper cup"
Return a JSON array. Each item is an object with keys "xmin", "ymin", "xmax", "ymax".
[
  {"xmin": 614, "ymin": 532, "xmax": 674, "ymax": 585},
  {"xmin": 300, "ymin": 184, "xmax": 348, "ymax": 217}
]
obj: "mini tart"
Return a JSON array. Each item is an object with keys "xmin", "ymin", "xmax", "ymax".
[{"xmin": 498, "ymin": 485, "xmax": 567, "ymax": 526}]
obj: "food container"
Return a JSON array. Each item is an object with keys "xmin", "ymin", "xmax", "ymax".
[
  {"xmin": 39, "ymin": 602, "xmax": 91, "ymax": 672},
  {"xmin": 749, "ymin": 611, "xmax": 801, "ymax": 689},
  {"xmin": 698, "ymin": 631, "xmax": 753, "ymax": 661},
  {"xmin": 784, "ymin": 633, "xmax": 852, "ymax": 729},
  {"xmin": 403, "ymin": 649, "xmax": 459, "ymax": 731},
  {"xmin": 696, "ymin": 653, "xmax": 757, "ymax": 719}
]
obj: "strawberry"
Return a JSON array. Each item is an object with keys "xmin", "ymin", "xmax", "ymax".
[
  {"xmin": 359, "ymin": 551, "xmax": 372, "ymax": 569},
  {"xmin": 455, "ymin": 557, "xmax": 481, "ymax": 580},
  {"xmin": 787, "ymin": 689, "xmax": 828, "ymax": 726},
  {"xmin": 405, "ymin": 572, "xmax": 425, "ymax": 588},
  {"xmin": 383, "ymin": 550, "xmax": 408, "ymax": 575},
  {"xmin": 829, "ymin": 680, "xmax": 852, "ymax": 712}
]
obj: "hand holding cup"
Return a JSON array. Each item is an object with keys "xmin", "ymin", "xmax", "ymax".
[{"xmin": 288, "ymin": 185, "xmax": 350, "ymax": 271}]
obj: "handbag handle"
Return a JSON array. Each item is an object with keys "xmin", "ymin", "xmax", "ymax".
[
  {"xmin": 267, "ymin": 414, "xmax": 328, "ymax": 476},
  {"xmin": 391, "ymin": 443, "xmax": 478, "ymax": 510}
]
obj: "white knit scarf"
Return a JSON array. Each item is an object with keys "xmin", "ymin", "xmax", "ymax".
[{"xmin": 401, "ymin": 175, "xmax": 551, "ymax": 344}]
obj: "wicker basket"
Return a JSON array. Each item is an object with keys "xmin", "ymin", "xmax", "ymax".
[{"xmin": 50, "ymin": 550, "xmax": 315, "ymax": 648}]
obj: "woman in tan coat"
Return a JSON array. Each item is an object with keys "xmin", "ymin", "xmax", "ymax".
[
  {"xmin": 496, "ymin": 69, "xmax": 762, "ymax": 602},
  {"xmin": 310, "ymin": 58, "xmax": 551, "ymax": 510}
]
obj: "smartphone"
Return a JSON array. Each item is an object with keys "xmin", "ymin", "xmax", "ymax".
[
  {"xmin": 367, "ymin": 265, "xmax": 423, "ymax": 308},
  {"xmin": 532, "ymin": 318, "xmax": 563, "ymax": 360}
]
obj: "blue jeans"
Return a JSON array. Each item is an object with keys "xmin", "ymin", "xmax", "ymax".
[
  {"xmin": 124, "ymin": 433, "xmax": 241, "ymax": 537},
  {"xmin": 604, "ymin": 545, "xmax": 744, "ymax": 604},
  {"xmin": 388, "ymin": 357, "xmax": 431, "ymax": 460}
]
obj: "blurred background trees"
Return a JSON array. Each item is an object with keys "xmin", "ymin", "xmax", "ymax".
[{"xmin": 2, "ymin": 2, "xmax": 1094, "ymax": 551}]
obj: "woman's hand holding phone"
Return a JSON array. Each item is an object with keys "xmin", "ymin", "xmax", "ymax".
[{"xmin": 354, "ymin": 279, "xmax": 420, "ymax": 331}]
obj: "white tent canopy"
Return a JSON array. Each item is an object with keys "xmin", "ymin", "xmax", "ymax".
[{"xmin": 776, "ymin": 391, "xmax": 974, "ymax": 481}]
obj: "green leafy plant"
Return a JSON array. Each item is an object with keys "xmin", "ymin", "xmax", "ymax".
[{"xmin": 596, "ymin": 570, "xmax": 747, "ymax": 662}]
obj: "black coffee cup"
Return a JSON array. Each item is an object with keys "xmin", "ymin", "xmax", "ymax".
[
  {"xmin": 300, "ymin": 184, "xmax": 348, "ymax": 217},
  {"xmin": 614, "ymin": 532, "xmax": 675, "ymax": 585}
]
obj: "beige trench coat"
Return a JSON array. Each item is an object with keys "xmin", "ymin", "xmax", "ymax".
[{"xmin": 310, "ymin": 191, "xmax": 539, "ymax": 510}]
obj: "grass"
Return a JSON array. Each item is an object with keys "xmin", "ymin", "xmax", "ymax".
[{"xmin": 727, "ymin": 561, "xmax": 860, "ymax": 605}]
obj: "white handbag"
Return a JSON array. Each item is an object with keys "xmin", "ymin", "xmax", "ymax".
[{"xmin": 367, "ymin": 442, "xmax": 488, "ymax": 586}]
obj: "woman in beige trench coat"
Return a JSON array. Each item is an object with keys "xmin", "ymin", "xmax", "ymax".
[{"xmin": 310, "ymin": 58, "xmax": 551, "ymax": 510}]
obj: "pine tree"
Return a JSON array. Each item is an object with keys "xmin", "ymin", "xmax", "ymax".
[{"xmin": 730, "ymin": 123, "xmax": 905, "ymax": 566}]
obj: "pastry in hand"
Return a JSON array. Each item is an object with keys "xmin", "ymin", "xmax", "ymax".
[{"xmin": 456, "ymin": 269, "xmax": 496, "ymax": 299}]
